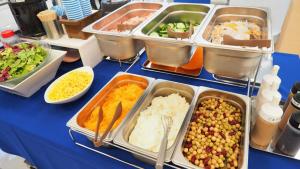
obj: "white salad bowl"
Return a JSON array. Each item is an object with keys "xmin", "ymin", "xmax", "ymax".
[
  {"xmin": 44, "ymin": 66, "xmax": 94, "ymax": 104},
  {"xmin": 0, "ymin": 49, "xmax": 66, "ymax": 97}
]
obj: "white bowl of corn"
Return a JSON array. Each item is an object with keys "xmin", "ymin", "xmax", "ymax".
[{"xmin": 44, "ymin": 66, "xmax": 94, "ymax": 104}]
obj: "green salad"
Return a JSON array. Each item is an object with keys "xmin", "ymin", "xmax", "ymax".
[
  {"xmin": 149, "ymin": 22, "xmax": 198, "ymax": 38},
  {"xmin": 0, "ymin": 43, "xmax": 48, "ymax": 82}
]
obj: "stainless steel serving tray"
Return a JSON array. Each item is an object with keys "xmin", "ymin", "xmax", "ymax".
[
  {"xmin": 172, "ymin": 86, "xmax": 251, "ymax": 169},
  {"xmin": 194, "ymin": 6, "xmax": 273, "ymax": 78},
  {"xmin": 133, "ymin": 3, "xmax": 214, "ymax": 67},
  {"xmin": 66, "ymin": 72, "xmax": 154, "ymax": 142},
  {"xmin": 113, "ymin": 79, "xmax": 198, "ymax": 163},
  {"xmin": 82, "ymin": 2, "xmax": 164, "ymax": 60}
]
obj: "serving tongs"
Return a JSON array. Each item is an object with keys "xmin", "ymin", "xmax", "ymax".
[
  {"xmin": 93, "ymin": 102, "xmax": 122, "ymax": 147},
  {"xmin": 223, "ymin": 35, "xmax": 271, "ymax": 48},
  {"xmin": 167, "ymin": 23, "xmax": 194, "ymax": 39},
  {"xmin": 155, "ymin": 115, "xmax": 173, "ymax": 169}
]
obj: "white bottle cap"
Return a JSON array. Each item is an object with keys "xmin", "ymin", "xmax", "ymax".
[
  {"xmin": 271, "ymin": 65, "xmax": 280, "ymax": 76},
  {"xmin": 259, "ymin": 102, "xmax": 283, "ymax": 123}
]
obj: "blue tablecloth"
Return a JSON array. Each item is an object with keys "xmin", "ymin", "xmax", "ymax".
[
  {"xmin": 0, "ymin": 50, "xmax": 299, "ymax": 169},
  {"xmin": 1, "ymin": 1, "xmax": 300, "ymax": 168}
]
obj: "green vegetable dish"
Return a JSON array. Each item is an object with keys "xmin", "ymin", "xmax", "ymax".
[
  {"xmin": 0, "ymin": 42, "xmax": 48, "ymax": 82},
  {"xmin": 149, "ymin": 22, "xmax": 198, "ymax": 38}
]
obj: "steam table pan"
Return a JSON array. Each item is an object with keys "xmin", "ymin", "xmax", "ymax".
[
  {"xmin": 133, "ymin": 3, "xmax": 214, "ymax": 67},
  {"xmin": 82, "ymin": 2, "xmax": 163, "ymax": 60},
  {"xmin": 195, "ymin": 6, "xmax": 273, "ymax": 79}
]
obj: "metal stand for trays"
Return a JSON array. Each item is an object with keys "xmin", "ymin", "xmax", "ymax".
[
  {"xmin": 68, "ymin": 129, "xmax": 182, "ymax": 169},
  {"xmin": 140, "ymin": 54, "xmax": 264, "ymax": 97},
  {"xmin": 103, "ymin": 49, "xmax": 145, "ymax": 69},
  {"xmin": 67, "ymin": 54, "xmax": 265, "ymax": 168}
]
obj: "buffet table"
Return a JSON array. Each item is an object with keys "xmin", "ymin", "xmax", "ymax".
[
  {"xmin": 1, "ymin": 0, "xmax": 300, "ymax": 168},
  {"xmin": 0, "ymin": 51, "xmax": 299, "ymax": 169}
]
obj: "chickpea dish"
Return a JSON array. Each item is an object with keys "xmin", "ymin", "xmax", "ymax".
[{"xmin": 182, "ymin": 98, "xmax": 243, "ymax": 169}]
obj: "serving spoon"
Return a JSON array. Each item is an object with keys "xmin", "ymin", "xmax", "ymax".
[{"xmin": 94, "ymin": 102, "xmax": 122, "ymax": 147}]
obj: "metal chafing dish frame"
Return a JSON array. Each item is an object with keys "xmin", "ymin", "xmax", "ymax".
[
  {"xmin": 66, "ymin": 74, "xmax": 257, "ymax": 169},
  {"xmin": 66, "ymin": 5, "xmax": 275, "ymax": 169},
  {"xmin": 67, "ymin": 79, "xmax": 199, "ymax": 169},
  {"xmin": 67, "ymin": 85, "xmax": 252, "ymax": 169},
  {"xmin": 135, "ymin": 5, "xmax": 270, "ymax": 96}
]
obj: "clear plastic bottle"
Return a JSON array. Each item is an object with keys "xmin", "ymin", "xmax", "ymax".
[
  {"xmin": 255, "ymin": 89, "xmax": 273, "ymax": 116},
  {"xmin": 256, "ymin": 81, "xmax": 281, "ymax": 114},
  {"xmin": 251, "ymin": 95, "xmax": 283, "ymax": 149},
  {"xmin": 0, "ymin": 30, "xmax": 20, "ymax": 47},
  {"xmin": 260, "ymin": 65, "xmax": 281, "ymax": 91},
  {"xmin": 257, "ymin": 75, "xmax": 273, "ymax": 98}
]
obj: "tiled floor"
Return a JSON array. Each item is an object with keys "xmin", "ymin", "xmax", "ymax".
[{"xmin": 0, "ymin": 150, "xmax": 29, "ymax": 169}]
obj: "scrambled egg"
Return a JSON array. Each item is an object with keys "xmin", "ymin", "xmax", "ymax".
[
  {"xmin": 47, "ymin": 71, "xmax": 92, "ymax": 101},
  {"xmin": 84, "ymin": 83, "xmax": 144, "ymax": 133}
]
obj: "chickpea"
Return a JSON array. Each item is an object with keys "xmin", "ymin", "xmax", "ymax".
[
  {"xmin": 219, "ymin": 162, "xmax": 225, "ymax": 168},
  {"xmin": 182, "ymin": 98, "xmax": 242, "ymax": 169},
  {"xmin": 199, "ymin": 163, "xmax": 204, "ymax": 168},
  {"xmin": 234, "ymin": 160, "xmax": 238, "ymax": 167}
]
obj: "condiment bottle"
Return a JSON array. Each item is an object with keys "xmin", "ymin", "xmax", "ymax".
[
  {"xmin": 282, "ymin": 82, "xmax": 300, "ymax": 112},
  {"xmin": 255, "ymin": 65, "xmax": 281, "ymax": 112},
  {"xmin": 0, "ymin": 30, "xmax": 20, "ymax": 47},
  {"xmin": 276, "ymin": 111, "xmax": 300, "ymax": 156},
  {"xmin": 251, "ymin": 95, "xmax": 283, "ymax": 149},
  {"xmin": 270, "ymin": 65, "xmax": 281, "ymax": 90},
  {"xmin": 255, "ymin": 81, "xmax": 280, "ymax": 113},
  {"xmin": 260, "ymin": 65, "xmax": 281, "ymax": 90},
  {"xmin": 257, "ymin": 75, "xmax": 273, "ymax": 99},
  {"xmin": 279, "ymin": 93, "xmax": 300, "ymax": 130}
]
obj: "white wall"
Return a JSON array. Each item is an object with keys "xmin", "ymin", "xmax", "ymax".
[
  {"xmin": 0, "ymin": 4, "xmax": 19, "ymax": 31},
  {"xmin": 0, "ymin": 0, "xmax": 53, "ymax": 31}
]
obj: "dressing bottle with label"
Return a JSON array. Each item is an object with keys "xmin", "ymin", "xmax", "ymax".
[
  {"xmin": 282, "ymin": 82, "xmax": 300, "ymax": 112},
  {"xmin": 276, "ymin": 111, "xmax": 300, "ymax": 156},
  {"xmin": 251, "ymin": 95, "xmax": 283, "ymax": 149},
  {"xmin": 279, "ymin": 93, "xmax": 300, "ymax": 130}
]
